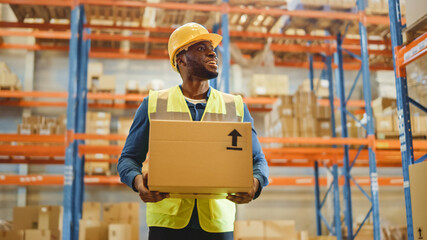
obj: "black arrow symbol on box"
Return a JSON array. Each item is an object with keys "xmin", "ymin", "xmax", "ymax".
[
  {"xmin": 227, "ymin": 129, "xmax": 242, "ymax": 151},
  {"xmin": 419, "ymin": 228, "xmax": 423, "ymax": 239}
]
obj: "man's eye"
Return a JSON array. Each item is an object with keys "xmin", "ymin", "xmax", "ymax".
[{"xmin": 198, "ymin": 47, "xmax": 204, "ymax": 51}]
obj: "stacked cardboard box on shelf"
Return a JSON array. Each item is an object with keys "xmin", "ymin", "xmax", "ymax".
[
  {"xmin": 87, "ymin": 62, "xmax": 116, "ymax": 93},
  {"xmin": 0, "ymin": 62, "xmax": 21, "ymax": 90},
  {"xmin": 79, "ymin": 202, "xmax": 139, "ymax": 240},
  {"xmin": 117, "ymin": 117, "xmax": 133, "ymax": 146},
  {"xmin": 234, "ymin": 220, "xmax": 334, "ymax": 240},
  {"xmin": 0, "ymin": 206, "xmax": 63, "ymax": 240},
  {"xmin": 251, "ymin": 74, "xmax": 289, "ymax": 97},
  {"xmin": 371, "ymin": 97, "xmax": 399, "ymax": 139},
  {"xmin": 17, "ymin": 114, "xmax": 66, "ymax": 136},
  {"xmin": 85, "ymin": 111, "xmax": 111, "ymax": 175}
]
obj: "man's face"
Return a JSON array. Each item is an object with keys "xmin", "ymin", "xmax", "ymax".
[{"xmin": 182, "ymin": 41, "xmax": 218, "ymax": 80}]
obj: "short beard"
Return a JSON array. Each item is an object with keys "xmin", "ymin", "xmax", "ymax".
[{"xmin": 186, "ymin": 57, "xmax": 219, "ymax": 80}]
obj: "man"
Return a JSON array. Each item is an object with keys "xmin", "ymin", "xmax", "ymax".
[{"xmin": 118, "ymin": 22, "xmax": 269, "ymax": 240}]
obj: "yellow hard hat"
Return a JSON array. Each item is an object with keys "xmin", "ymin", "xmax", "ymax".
[{"xmin": 168, "ymin": 22, "xmax": 222, "ymax": 72}]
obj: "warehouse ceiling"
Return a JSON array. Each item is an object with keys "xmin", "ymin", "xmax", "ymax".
[{"xmin": 7, "ymin": 0, "xmax": 394, "ymax": 69}]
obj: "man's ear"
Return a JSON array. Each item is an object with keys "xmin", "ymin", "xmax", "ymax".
[{"xmin": 176, "ymin": 54, "xmax": 187, "ymax": 69}]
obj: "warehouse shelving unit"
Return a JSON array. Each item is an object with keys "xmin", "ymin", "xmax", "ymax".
[
  {"xmin": 388, "ymin": 0, "xmax": 427, "ymax": 240},
  {"xmin": 0, "ymin": 1, "xmax": 426, "ymax": 240}
]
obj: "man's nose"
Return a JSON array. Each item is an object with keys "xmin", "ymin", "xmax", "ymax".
[{"xmin": 208, "ymin": 49, "xmax": 216, "ymax": 58}]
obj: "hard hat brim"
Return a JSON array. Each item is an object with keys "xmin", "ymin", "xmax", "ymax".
[{"xmin": 171, "ymin": 33, "xmax": 223, "ymax": 72}]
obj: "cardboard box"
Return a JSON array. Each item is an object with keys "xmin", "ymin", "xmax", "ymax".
[
  {"xmin": 98, "ymin": 75, "xmax": 116, "ymax": 91},
  {"xmin": 78, "ymin": 220, "xmax": 106, "ymax": 240},
  {"xmin": 108, "ymin": 224, "xmax": 131, "ymax": 240},
  {"xmin": 0, "ymin": 230, "xmax": 24, "ymax": 240},
  {"xmin": 17, "ymin": 124, "xmax": 33, "ymax": 135},
  {"xmin": 371, "ymin": 98, "xmax": 396, "ymax": 116},
  {"xmin": 23, "ymin": 116, "xmax": 45, "ymax": 125},
  {"xmin": 309, "ymin": 236, "xmax": 337, "ymax": 240},
  {"xmin": 234, "ymin": 220, "xmax": 264, "ymax": 240},
  {"xmin": 103, "ymin": 202, "xmax": 139, "ymax": 240},
  {"xmin": 409, "ymin": 161, "xmax": 427, "ymax": 240},
  {"xmin": 12, "ymin": 206, "xmax": 39, "ymax": 230},
  {"xmin": 37, "ymin": 206, "xmax": 63, "ymax": 232},
  {"xmin": 315, "ymin": 106, "xmax": 331, "ymax": 120},
  {"xmin": 86, "ymin": 112, "xmax": 111, "ymax": 121},
  {"xmin": 405, "ymin": 0, "xmax": 427, "ymax": 27},
  {"xmin": 84, "ymin": 162, "xmax": 110, "ymax": 175},
  {"xmin": 88, "ymin": 62, "xmax": 103, "ymax": 76},
  {"xmin": 300, "ymin": 117, "xmax": 317, "ymax": 135},
  {"xmin": 298, "ymin": 231, "xmax": 309, "ymax": 240},
  {"xmin": 281, "ymin": 117, "xmax": 299, "ymax": 135},
  {"xmin": 412, "ymin": 116, "xmax": 427, "ymax": 134},
  {"xmin": 24, "ymin": 229, "xmax": 60, "ymax": 240},
  {"xmin": 125, "ymin": 80, "xmax": 139, "ymax": 92},
  {"xmin": 251, "ymin": 74, "xmax": 289, "ymax": 96},
  {"xmin": 148, "ymin": 120, "xmax": 253, "ymax": 196},
  {"xmin": 279, "ymin": 105, "xmax": 294, "ymax": 117},
  {"xmin": 82, "ymin": 202, "xmax": 101, "ymax": 221},
  {"xmin": 317, "ymin": 120, "xmax": 331, "ymax": 137},
  {"xmin": 265, "ymin": 220, "xmax": 297, "ymax": 240},
  {"xmin": 376, "ymin": 115, "xmax": 394, "ymax": 132}
]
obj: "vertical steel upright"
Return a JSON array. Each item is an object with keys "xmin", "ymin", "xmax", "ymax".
[
  {"xmin": 357, "ymin": 0, "xmax": 381, "ymax": 239},
  {"xmin": 72, "ymin": 12, "xmax": 90, "ymax": 240},
  {"xmin": 387, "ymin": 0, "xmax": 415, "ymax": 239},
  {"xmin": 334, "ymin": 33, "xmax": 353, "ymax": 240},
  {"xmin": 325, "ymin": 54, "xmax": 342, "ymax": 240},
  {"xmin": 63, "ymin": 2, "xmax": 82, "ymax": 240},
  {"xmin": 308, "ymin": 41, "xmax": 315, "ymax": 91},
  {"xmin": 313, "ymin": 53, "xmax": 341, "ymax": 239},
  {"xmin": 313, "ymin": 161, "xmax": 322, "ymax": 235},
  {"xmin": 210, "ymin": 23, "xmax": 220, "ymax": 90},
  {"xmin": 221, "ymin": 0, "xmax": 230, "ymax": 93}
]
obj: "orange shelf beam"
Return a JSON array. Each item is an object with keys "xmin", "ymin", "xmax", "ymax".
[
  {"xmin": 0, "ymin": 174, "xmax": 403, "ymax": 187},
  {"xmin": 0, "ymin": 175, "xmax": 122, "ymax": 186},
  {"xmin": 0, "ymin": 29, "xmax": 71, "ymax": 39},
  {"xmin": 0, "ymin": 0, "xmax": 71, "ymax": 7},
  {"xmin": 268, "ymin": 176, "xmax": 403, "ymax": 186}
]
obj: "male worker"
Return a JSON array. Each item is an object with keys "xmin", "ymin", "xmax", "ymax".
[{"xmin": 118, "ymin": 22, "xmax": 269, "ymax": 240}]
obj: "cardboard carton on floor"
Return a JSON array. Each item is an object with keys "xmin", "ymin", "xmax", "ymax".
[
  {"xmin": 309, "ymin": 236, "xmax": 337, "ymax": 240},
  {"xmin": 37, "ymin": 206, "xmax": 63, "ymax": 233},
  {"xmin": 234, "ymin": 220, "xmax": 264, "ymax": 240},
  {"xmin": 103, "ymin": 202, "xmax": 139, "ymax": 240},
  {"xmin": 409, "ymin": 161, "xmax": 427, "ymax": 240},
  {"xmin": 82, "ymin": 202, "xmax": 101, "ymax": 221},
  {"xmin": 264, "ymin": 220, "xmax": 297, "ymax": 240},
  {"xmin": 12, "ymin": 206, "xmax": 39, "ymax": 230},
  {"xmin": 24, "ymin": 229, "xmax": 60, "ymax": 240},
  {"xmin": 0, "ymin": 230, "xmax": 24, "ymax": 240},
  {"xmin": 108, "ymin": 224, "xmax": 131, "ymax": 240},
  {"xmin": 148, "ymin": 120, "xmax": 253, "ymax": 197},
  {"xmin": 78, "ymin": 219, "xmax": 108, "ymax": 240}
]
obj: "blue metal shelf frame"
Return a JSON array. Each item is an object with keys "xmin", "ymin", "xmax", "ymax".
[
  {"xmin": 331, "ymin": 0, "xmax": 381, "ymax": 238},
  {"xmin": 220, "ymin": 0, "xmax": 230, "ymax": 94},
  {"xmin": 312, "ymin": 54, "xmax": 342, "ymax": 239},
  {"xmin": 387, "ymin": 0, "xmax": 427, "ymax": 239},
  {"xmin": 63, "ymin": 3, "xmax": 88, "ymax": 240}
]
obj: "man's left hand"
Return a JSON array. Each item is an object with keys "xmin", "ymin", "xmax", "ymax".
[{"xmin": 226, "ymin": 178, "xmax": 259, "ymax": 204}]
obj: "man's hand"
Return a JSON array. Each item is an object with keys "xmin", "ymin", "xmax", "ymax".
[
  {"xmin": 226, "ymin": 178, "xmax": 259, "ymax": 204},
  {"xmin": 134, "ymin": 173, "xmax": 169, "ymax": 203}
]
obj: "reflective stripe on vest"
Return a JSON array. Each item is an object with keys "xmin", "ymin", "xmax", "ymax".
[{"xmin": 146, "ymin": 85, "xmax": 244, "ymax": 232}]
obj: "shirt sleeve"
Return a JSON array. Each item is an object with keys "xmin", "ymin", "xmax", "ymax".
[
  {"xmin": 117, "ymin": 97, "xmax": 150, "ymax": 192},
  {"xmin": 243, "ymin": 103, "xmax": 269, "ymax": 199}
]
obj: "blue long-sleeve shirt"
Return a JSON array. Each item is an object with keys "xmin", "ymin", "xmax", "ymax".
[{"xmin": 117, "ymin": 86, "xmax": 269, "ymax": 228}]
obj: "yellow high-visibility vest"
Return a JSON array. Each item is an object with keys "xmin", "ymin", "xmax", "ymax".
[{"xmin": 146, "ymin": 85, "xmax": 244, "ymax": 232}]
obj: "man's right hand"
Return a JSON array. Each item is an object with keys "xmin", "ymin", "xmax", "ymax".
[{"xmin": 134, "ymin": 173, "xmax": 169, "ymax": 203}]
